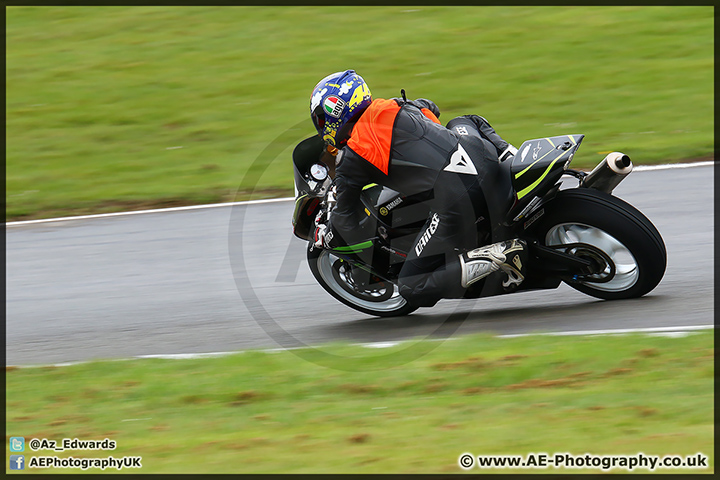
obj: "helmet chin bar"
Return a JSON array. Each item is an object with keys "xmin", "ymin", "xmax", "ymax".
[
  {"xmin": 311, "ymin": 106, "xmax": 326, "ymax": 135},
  {"xmin": 331, "ymin": 113, "xmax": 362, "ymax": 150}
]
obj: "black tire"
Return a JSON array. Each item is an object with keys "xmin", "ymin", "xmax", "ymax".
[
  {"xmin": 532, "ymin": 188, "xmax": 666, "ymax": 300},
  {"xmin": 307, "ymin": 246, "xmax": 418, "ymax": 317}
]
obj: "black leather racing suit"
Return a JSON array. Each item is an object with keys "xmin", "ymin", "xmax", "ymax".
[{"xmin": 331, "ymin": 98, "xmax": 510, "ymax": 307}]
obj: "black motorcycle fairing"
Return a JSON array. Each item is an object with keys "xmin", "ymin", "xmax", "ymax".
[
  {"xmin": 292, "ymin": 194, "xmax": 321, "ymax": 241},
  {"xmin": 291, "ymin": 135, "xmax": 337, "ymax": 240}
]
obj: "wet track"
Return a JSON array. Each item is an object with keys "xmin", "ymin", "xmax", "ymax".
[{"xmin": 6, "ymin": 164, "xmax": 714, "ymax": 365}]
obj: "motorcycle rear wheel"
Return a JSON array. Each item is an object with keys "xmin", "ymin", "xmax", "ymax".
[
  {"xmin": 534, "ymin": 188, "xmax": 666, "ymax": 300},
  {"xmin": 307, "ymin": 247, "xmax": 418, "ymax": 317}
]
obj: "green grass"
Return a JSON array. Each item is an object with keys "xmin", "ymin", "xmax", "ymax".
[
  {"xmin": 5, "ymin": 331, "xmax": 714, "ymax": 474},
  {"xmin": 6, "ymin": 6, "xmax": 714, "ymax": 220}
]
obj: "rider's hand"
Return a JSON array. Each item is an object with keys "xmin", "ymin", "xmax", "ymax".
[
  {"xmin": 313, "ymin": 184, "xmax": 339, "ymax": 249},
  {"xmin": 313, "ymin": 222, "xmax": 334, "ymax": 249},
  {"xmin": 326, "ymin": 184, "xmax": 337, "ymax": 211}
]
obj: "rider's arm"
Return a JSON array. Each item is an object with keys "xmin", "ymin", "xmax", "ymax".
[
  {"xmin": 464, "ymin": 115, "xmax": 509, "ymax": 154},
  {"xmin": 330, "ymin": 149, "xmax": 376, "ymax": 247}
]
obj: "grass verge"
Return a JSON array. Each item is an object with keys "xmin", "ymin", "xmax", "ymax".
[
  {"xmin": 6, "ymin": 6, "xmax": 714, "ymax": 220},
  {"xmin": 5, "ymin": 330, "xmax": 714, "ymax": 474}
]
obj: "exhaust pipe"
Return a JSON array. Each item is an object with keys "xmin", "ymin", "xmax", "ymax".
[{"xmin": 581, "ymin": 152, "xmax": 633, "ymax": 194}]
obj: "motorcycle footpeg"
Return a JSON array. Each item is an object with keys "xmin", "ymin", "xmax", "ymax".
[{"xmin": 528, "ymin": 240, "xmax": 593, "ymax": 270}]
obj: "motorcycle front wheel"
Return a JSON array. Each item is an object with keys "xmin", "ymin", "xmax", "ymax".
[
  {"xmin": 307, "ymin": 246, "xmax": 418, "ymax": 317},
  {"xmin": 533, "ymin": 187, "xmax": 666, "ymax": 300}
]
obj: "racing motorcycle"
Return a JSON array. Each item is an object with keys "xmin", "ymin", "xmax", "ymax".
[{"xmin": 291, "ymin": 133, "xmax": 666, "ymax": 317}]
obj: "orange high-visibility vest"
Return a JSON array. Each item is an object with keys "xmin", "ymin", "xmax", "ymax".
[{"xmin": 347, "ymin": 99, "xmax": 440, "ymax": 175}]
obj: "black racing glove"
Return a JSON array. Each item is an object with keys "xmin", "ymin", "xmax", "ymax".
[{"xmin": 413, "ymin": 98, "xmax": 441, "ymax": 119}]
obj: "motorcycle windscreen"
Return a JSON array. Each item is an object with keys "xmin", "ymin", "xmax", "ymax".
[
  {"xmin": 293, "ymin": 135, "xmax": 325, "ymax": 171},
  {"xmin": 293, "ymin": 135, "xmax": 334, "ymax": 196}
]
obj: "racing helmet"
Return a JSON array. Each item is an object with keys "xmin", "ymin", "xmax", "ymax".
[{"xmin": 310, "ymin": 69, "xmax": 372, "ymax": 147}]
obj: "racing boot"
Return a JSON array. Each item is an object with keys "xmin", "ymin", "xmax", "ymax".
[{"xmin": 459, "ymin": 239, "xmax": 528, "ymax": 289}]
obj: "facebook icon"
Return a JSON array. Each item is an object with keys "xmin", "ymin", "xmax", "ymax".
[{"xmin": 10, "ymin": 455, "xmax": 25, "ymax": 470}]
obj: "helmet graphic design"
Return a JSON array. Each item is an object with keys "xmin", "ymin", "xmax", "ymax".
[{"xmin": 310, "ymin": 69, "xmax": 372, "ymax": 146}]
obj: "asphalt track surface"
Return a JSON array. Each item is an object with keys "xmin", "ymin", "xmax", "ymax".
[{"xmin": 6, "ymin": 164, "xmax": 714, "ymax": 366}]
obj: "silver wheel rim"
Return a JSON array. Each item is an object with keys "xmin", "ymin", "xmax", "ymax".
[
  {"xmin": 545, "ymin": 223, "xmax": 639, "ymax": 292},
  {"xmin": 316, "ymin": 250, "xmax": 408, "ymax": 312}
]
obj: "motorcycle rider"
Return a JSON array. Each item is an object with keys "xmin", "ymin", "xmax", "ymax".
[{"xmin": 310, "ymin": 69, "xmax": 528, "ymax": 308}]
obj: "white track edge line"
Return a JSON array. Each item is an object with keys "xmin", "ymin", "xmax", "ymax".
[
  {"xmin": 5, "ymin": 197, "xmax": 294, "ymax": 227},
  {"xmin": 632, "ymin": 160, "xmax": 715, "ymax": 172},
  {"xmin": 8, "ymin": 324, "xmax": 713, "ymax": 369},
  {"xmin": 5, "ymin": 160, "xmax": 714, "ymax": 227},
  {"xmin": 495, "ymin": 324, "xmax": 715, "ymax": 338}
]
